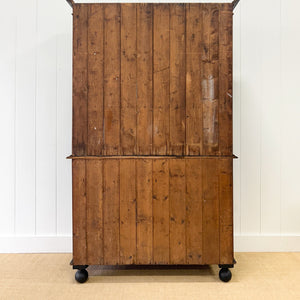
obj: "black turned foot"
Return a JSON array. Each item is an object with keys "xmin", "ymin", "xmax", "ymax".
[
  {"xmin": 75, "ymin": 269, "xmax": 88, "ymax": 283},
  {"xmin": 219, "ymin": 268, "xmax": 232, "ymax": 282}
]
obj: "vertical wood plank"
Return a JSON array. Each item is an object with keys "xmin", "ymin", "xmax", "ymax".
[
  {"xmin": 120, "ymin": 159, "xmax": 136, "ymax": 264},
  {"xmin": 121, "ymin": 4, "xmax": 137, "ymax": 155},
  {"xmin": 137, "ymin": 4, "xmax": 153, "ymax": 155},
  {"xmin": 169, "ymin": 159, "xmax": 186, "ymax": 264},
  {"xmin": 219, "ymin": 5, "xmax": 233, "ymax": 155},
  {"xmin": 87, "ymin": 4, "xmax": 104, "ymax": 155},
  {"xmin": 136, "ymin": 159, "xmax": 153, "ymax": 264},
  {"xmin": 56, "ymin": 0, "xmax": 73, "ymax": 235},
  {"xmin": 36, "ymin": 0, "xmax": 59, "ymax": 234},
  {"xmin": 202, "ymin": 158, "xmax": 219, "ymax": 264},
  {"xmin": 86, "ymin": 160, "xmax": 103, "ymax": 265},
  {"xmin": 240, "ymin": 0, "xmax": 262, "ymax": 234},
  {"xmin": 0, "ymin": 1, "xmax": 16, "ymax": 235},
  {"xmin": 186, "ymin": 159, "xmax": 203, "ymax": 264},
  {"xmin": 185, "ymin": 4, "xmax": 203, "ymax": 156},
  {"xmin": 219, "ymin": 158, "xmax": 233, "ymax": 264},
  {"xmin": 153, "ymin": 159, "xmax": 169, "ymax": 264},
  {"xmin": 202, "ymin": 4, "xmax": 219, "ymax": 155},
  {"xmin": 260, "ymin": 0, "xmax": 281, "ymax": 234},
  {"xmin": 103, "ymin": 159, "xmax": 120, "ymax": 265},
  {"xmin": 15, "ymin": 0, "xmax": 36, "ymax": 235},
  {"xmin": 153, "ymin": 4, "xmax": 170, "ymax": 155},
  {"xmin": 73, "ymin": 4, "xmax": 88, "ymax": 156},
  {"xmin": 104, "ymin": 4, "xmax": 121, "ymax": 155},
  {"xmin": 72, "ymin": 160, "xmax": 87, "ymax": 265},
  {"xmin": 169, "ymin": 4, "xmax": 185, "ymax": 156}
]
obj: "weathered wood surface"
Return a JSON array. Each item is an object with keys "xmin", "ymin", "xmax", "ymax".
[
  {"xmin": 72, "ymin": 3, "xmax": 233, "ymax": 156},
  {"xmin": 72, "ymin": 157, "xmax": 233, "ymax": 266}
]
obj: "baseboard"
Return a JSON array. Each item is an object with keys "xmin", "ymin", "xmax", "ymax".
[{"xmin": 0, "ymin": 235, "xmax": 299, "ymax": 253}]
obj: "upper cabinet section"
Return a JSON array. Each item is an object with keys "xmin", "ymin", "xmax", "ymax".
[{"xmin": 72, "ymin": 3, "xmax": 233, "ymax": 156}]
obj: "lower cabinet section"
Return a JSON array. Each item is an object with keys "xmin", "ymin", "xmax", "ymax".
[{"xmin": 72, "ymin": 157, "xmax": 233, "ymax": 266}]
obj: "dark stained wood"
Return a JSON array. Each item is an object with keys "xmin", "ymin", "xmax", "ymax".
[
  {"xmin": 202, "ymin": 158, "xmax": 220, "ymax": 264},
  {"xmin": 87, "ymin": 5, "xmax": 104, "ymax": 156},
  {"xmin": 185, "ymin": 4, "xmax": 203, "ymax": 156},
  {"xmin": 169, "ymin": 159, "xmax": 186, "ymax": 264},
  {"xmin": 169, "ymin": 4, "xmax": 186, "ymax": 156},
  {"xmin": 186, "ymin": 159, "xmax": 203, "ymax": 264},
  {"xmin": 73, "ymin": 4, "xmax": 88, "ymax": 156},
  {"xmin": 219, "ymin": 8, "xmax": 233, "ymax": 155},
  {"xmin": 219, "ymin": 158, "xmax": 234, "ymax": 264},
  {"xmin": 136, "ymin": 159, "xmax": 153, "ymax": 264},
  {"xmin": 71, "ymin": 3, "xmax": 234, "ymax": 268},
  {"xmin": 136, "ymin": 4, "xmax": 153, "ymax": 155},
  {"xmin": 120, "ymin": 159, "xmax": 136, "ymax": 264},
  {"xmin": 202, "ymin": 4, "xmax": 220, "ymax": 155},
  {"xmin": 153, "ymin": 159, "xmax": 169, "ymax": 264},
  {"xmin": 103, "ymin": 159, "xmax": 120, "ymax": 265},
  {"xmin": 153, "ymin": 4, "xmax": 170, "ymax": 155},
  {"xmin": 121, "ymin": 4, "xmax": 137, "ymax": 155},
  {"xmin": 72, "ymin": 159, "xmax": 87, "ymax": 265},
  {"xmin": 104, "ymin": 4, "xmax": 121, "ymax": 155},
  {"xmin": 86, "ymin": 159, "xmax": 103, "ymax": 265}
]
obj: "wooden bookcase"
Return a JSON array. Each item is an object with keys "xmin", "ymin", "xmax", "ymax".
[{"xmin": 68, "ymin": 1, "xmax": 236, "ymax": 283}]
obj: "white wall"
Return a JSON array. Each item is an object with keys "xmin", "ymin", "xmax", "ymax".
[{"xmin": 0, "ymin": 0, "xmax": 299, "ymax": 253}]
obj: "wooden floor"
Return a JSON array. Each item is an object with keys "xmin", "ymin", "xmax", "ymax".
[{"xmin": 0, "ymin": 253, "xmax": 299, "ymax": 299}]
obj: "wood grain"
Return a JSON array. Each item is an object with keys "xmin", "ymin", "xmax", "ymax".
[
  {"xmin": 104, "ymin": 4, "xmax": 121, "ymax": 155},
  {"xmin": 202, "ymin": 158, "xmax": 220, "ymax": 264},
  {"xmin": 186, "ymin": 4, "xmax": 203, "ymax": 155},
  {"xmin": 87, "ymin": 4, "xmax": 104, "ymax": 156},
  {"xmin": 121, "ymin": 4, "xmax": 137, "ymax": 155},
  {"xmin": 72, "ymin": 159, "xmax": 87, "ymax": 265},
  {"xmin": 219, "ymin": 158, "xmax": 233, "ymax": 264},
  {"xmin": 103, "ymin": 159, "xmax": 120, "ymax": 265},
  {"xmin": 137, "ymin": 4, "xmax": 153, "ymax": 155},
  {"xmin": 153, "ymin": 159, "xmax": 169, "ymax": 264},
  {"xmin": 120, "ymin": 159, "xmax": 136, "ymax": 264},
  {"xmin": 153, "ymin": 4, "xmax": 170, "ymax": 155},
  {"xmin": 136, "ymin": 159, "xmax": 153, "ymax": 264},
  {"xmin": 202, "ymin": 5, "xmax": 220, "ymax": 155},
  {"xmin": 86, "ymin": 159, "xmax": 103, "ymax": 265},
  {"xmin": 169, "ymin": 4, "xmax": 186, "ymax": 156},
  {"xmin": 219, "ymin": 8, "xmax": 233, "ymax": 155},
  {"xmin": 169, "ymin": 159, "xmax": 186, "ymax": 264},
  {"xmin": 186, "ymin": 159, "xmax": 203, "ymax": 264},
  {"xmin": 73, "ymin": 4, "xmax": 88, "ymax": 156}
]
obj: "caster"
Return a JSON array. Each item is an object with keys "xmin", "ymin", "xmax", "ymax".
[
  {"xmin": 219, "ymin": 268, "xmax": 232, "ymax": 282},
  {"xmin": 75, "ymin": 269, "xmax": 88, "ymax": 283}
]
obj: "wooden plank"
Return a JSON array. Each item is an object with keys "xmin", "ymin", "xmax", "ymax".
[
  {"xmin": 86, "ymin": 159, "xmax": 103, "ymax": 265},
  {"xmin": 73, "ymin": 4, "xmax": 88, "ymax": 156},
  {"xmin": 202, "ymin": 4, "xmax": 220, "ymax": 155},
  {"xmin": 185, "ymin": 159, "xmax": 203, "ymax": 264},
  {"xmin": 72, "ymin": 160, "xmax": 87, "ymax": 265},
  {"xmin": 219, "ymin": 158, "xmax": 233, "ymax": 264},
  {"xmin": 202, "ymin": 158, "xmax": 219, "ymax": 264},
  {"xmin": 121, "ymin": 4, "xmax": 137, "ymax": 155},
  {"xmin": 185, "ymin": 4, "xmax": 203, "ymax": 156},
  {"xmin": 169, "ymin": 159, "xmax": 186, "ymax": 264},
  {"xmin": 219, "ymin": 6, "xmax": 233, "ymax": 156},
  {"xmin": 153, "ymin": 4, "xmax": 170, "ymax": 155},
  {"xmin": 103, "ymin": 159, "xmax": 120, "ymax": 265},
  {"xmin": 153, "ymin": 159, "xmax": 169, "ymax": 264},
  {"xmin": 169, "ymin": 4, "xmax": 186, "ymax": 156},
  {"xmin": 120, "ymin": 159, "xmax": 136, "ymax": 264},
  {"xmin": 104, "ymin": 4, "xmax": 121, "ymax": 155},
  {"xmin": 136, "ymin": 4, "xmax": 153, "ymax": 155},
  {"xmin": 87, "ymin": 4, "xmax": 104, "ymax": 155},
  {"xmin": 136, "ymin": 159, "xmax": 153, "ymax": 264}
]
